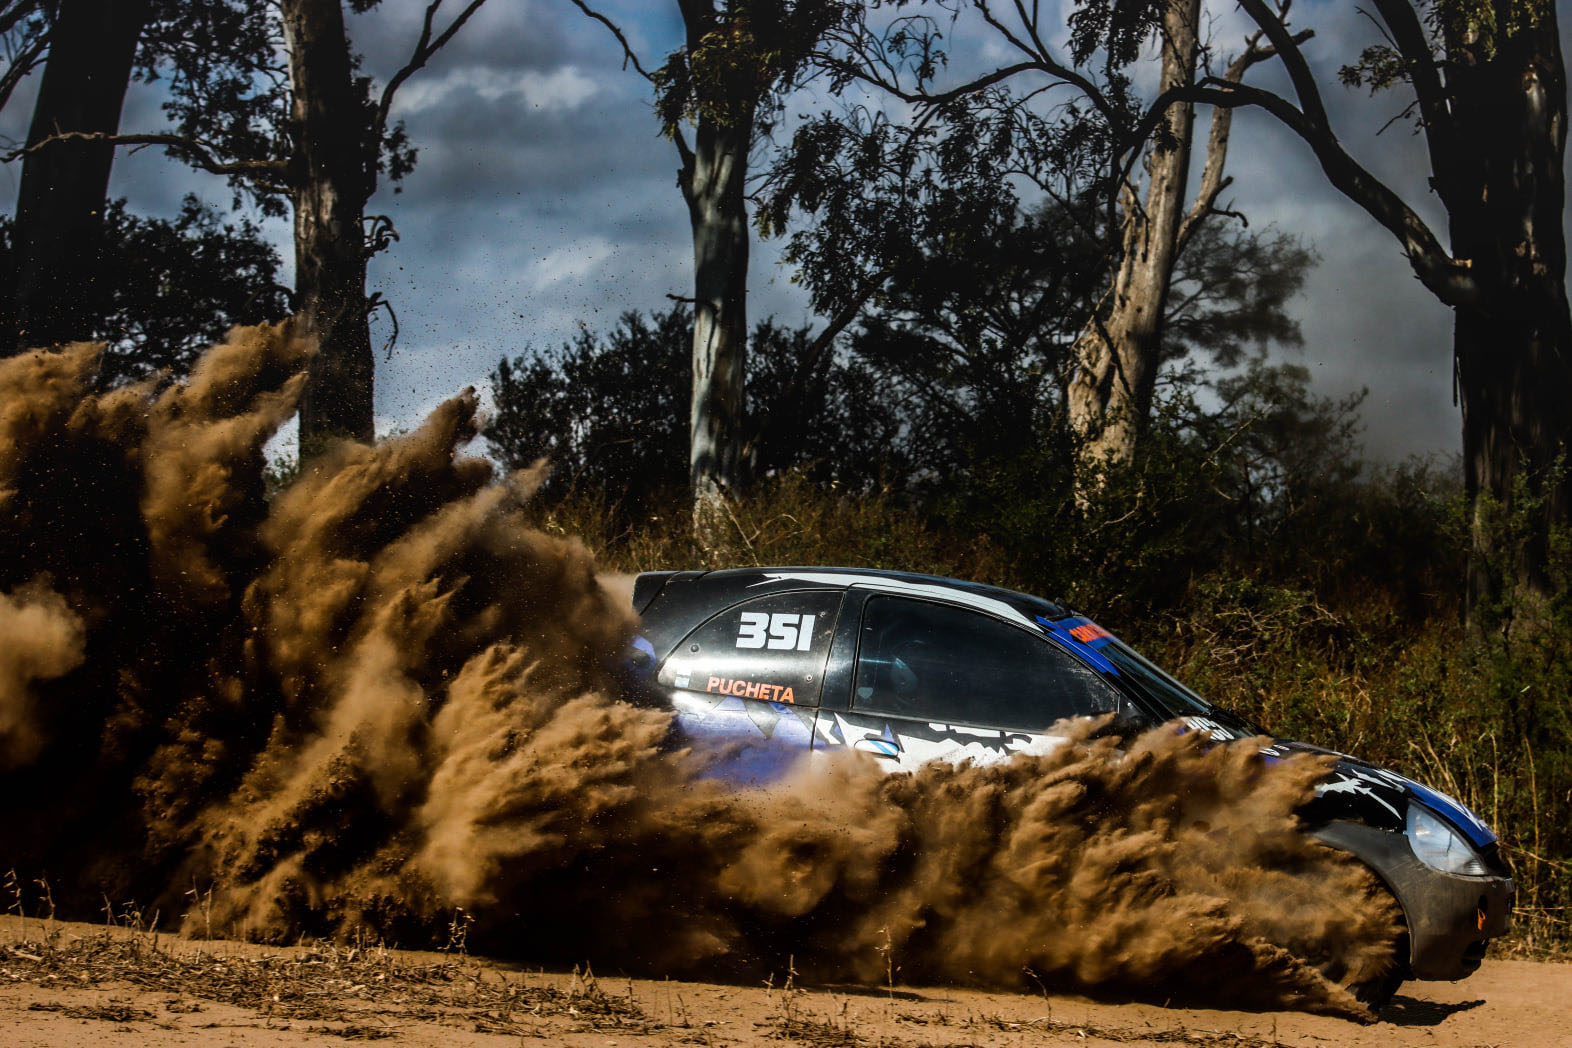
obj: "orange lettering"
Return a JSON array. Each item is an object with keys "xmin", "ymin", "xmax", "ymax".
[
  {"xmin": 745, "ymin": 681, "xmax": 763, "ymax": 699},
  {"xmin": 781, "ymin": 687, "xmax": 795, "ymax": 704},
  {"xmin": 706, "ymin": 676, "xmax": 722, "ymax": 692}
]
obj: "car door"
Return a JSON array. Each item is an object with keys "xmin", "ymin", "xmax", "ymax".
[
  {"xmin": 819, "ymin": 593, "xmax": 1124, "ymax": 772},
  {"xmin": 657, "ymin": 588, "xmax": 842, "ymax": 784}
]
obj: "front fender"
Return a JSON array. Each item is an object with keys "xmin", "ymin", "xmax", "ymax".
[{"xmin": 1311, "ymin": 819, "xmax": 1513, "ymax": 981}]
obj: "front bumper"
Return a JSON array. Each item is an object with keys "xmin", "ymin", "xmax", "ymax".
[{"xmin": 1313, "ymin": 820, "xmax": 1514, "ymax": 981}]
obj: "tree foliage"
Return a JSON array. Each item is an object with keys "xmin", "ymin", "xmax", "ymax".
[
  {"xmin": 131, "ymin": 0, "xmax": 419, "ymax": 218},
  {"xmin": 652, "ymin": 0, "xmax": 853, "ymax": 137},
  {"xmin": 0, "ymin": 196, "xmax": 289, "ymax": 384},
  {"xmin": 486, "ymin": 305, "xmax": 904, "ymax": 508}
]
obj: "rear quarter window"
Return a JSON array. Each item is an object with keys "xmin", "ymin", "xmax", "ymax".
[{"xmin": 659, "ymin": 589, "xmax": 841, "ymax": 706}]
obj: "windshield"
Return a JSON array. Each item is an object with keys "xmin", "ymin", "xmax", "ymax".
[{"xmin": 1098, "ymin": 639, "xmax": 1265, "ymax": 735}]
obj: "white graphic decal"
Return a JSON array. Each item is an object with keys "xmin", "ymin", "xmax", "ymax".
[
  {"xmin": 1183, "ymin": 715, "xmax": 1236, "ymax": 742},
  {"xmin": 822, "ymin": 713, "xmax": 1067, "ymax": 772},
  {"xmin": 737, "ymin": 612, "xmax": 816, "ymax": 651},
  {"xmin": 1315, "ymin": 773, "xmax": 1402, "ymax": 820},
  {"xmin": 737, "ymin": 611, "xmax": 768, "ymax": 648}
]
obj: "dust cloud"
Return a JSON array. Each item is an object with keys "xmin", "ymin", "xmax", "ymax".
[{"xmin": 0, "ymin": 327, "xmax": 1395, "ymax": 1018}]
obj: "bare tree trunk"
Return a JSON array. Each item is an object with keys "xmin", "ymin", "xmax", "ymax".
[
  {"xmin": 1447, "ymin": 7, "xmax": 1571, "ymax": 626},
  {"xmin": 282, "ymin": 0, "xmax": 374, "ymax": 448},
  {"xmin": 7, "ymin": 0, "xmax": 150, "ymax": 352},
  {"xmin": 1067, "ymin": 0, "xmax": 1200, "ymax": 480}
]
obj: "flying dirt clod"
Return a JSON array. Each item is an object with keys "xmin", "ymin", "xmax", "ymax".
[{"xmin": 0, "ymin": 326, "xmax": 1396, "ymax": 1018}]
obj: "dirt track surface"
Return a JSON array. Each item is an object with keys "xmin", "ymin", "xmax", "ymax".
[{"xmin": 2, "ymin": 917, "xmax": 1568, "ymax": 1047}]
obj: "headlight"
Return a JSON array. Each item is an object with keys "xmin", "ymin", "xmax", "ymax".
[{"xmin": 1407, "ymin": 804, "xmax": 1488, "ymax": 876}]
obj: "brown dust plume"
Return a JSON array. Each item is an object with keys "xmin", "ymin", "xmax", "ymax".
[{"xmin": 0, "ymin": 327, "xmax": 1396, "ymax": 1018}]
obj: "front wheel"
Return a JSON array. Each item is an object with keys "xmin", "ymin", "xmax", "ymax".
[
  {"xmin": 1348, "ymin": 964, "xmax": 1406, "ymax": 1010},
  {"xmin": 1322, "ymin": 879, "xmax": 1409, "ymax": 1013}
]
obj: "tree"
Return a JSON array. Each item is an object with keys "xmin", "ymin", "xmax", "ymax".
[
  {"xmin": 0, "ymin": 2, "xmax": 52, "ymax": 115},
  {"xmin": 487, "ymin": 304, "xmax": 900, "ymax": 508},
  {"xmin": 226, "ymin": 0, "xmax": 489, "ymax": 447},
  {"xmin": 1173, "ymin": 0, "xmax": 1569, "ymax": 624},
  {"xmin": 1067, "ymin": 2, "xmax": 1307, "ymax": 480},
  {"xmin": 774, "ymin": 0, "xmax": 1305, "ymax": 492},
  {"xmin": 5, "ymin": 0, "xmax": 151, "ymax": 351},
  {"xmin": 0, "ymin": 196, "xmax": 290, "ymax": 386},
  {"xmin": 9, "ymin": 0, "xmax": 492, "ymax": 447},
  {"xmin": 572, "ymin": 0, "xmax": 851, "ymax": 544},
  {"xmin": 837, "ymin": 208, "xmax": 1313, "ymax": 501}
]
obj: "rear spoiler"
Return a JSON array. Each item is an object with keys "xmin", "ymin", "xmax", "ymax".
[{"xmin": 631, "ymin": 571, "xmax": 679, "ymax": 614}]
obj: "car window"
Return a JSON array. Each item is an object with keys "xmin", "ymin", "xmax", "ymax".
[
  {"xmin": 659, "ymin": 589, "xmax": 841, "ymax": 707},
  {"xmin": 853, "ymin": 596, "xmax": 1119, "ymax": 730}
]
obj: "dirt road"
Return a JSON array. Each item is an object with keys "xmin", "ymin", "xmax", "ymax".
[{"xmin": 2, "ymin": 916, "xmax": 1567, "ymax": 1047}]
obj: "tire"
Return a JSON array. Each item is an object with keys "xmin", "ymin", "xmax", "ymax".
[
  {"xmin": 1323, "ymin": 879, "xmax": 1409, "ymax": 1013},
  {"xmin": 1348, "ymin": 965, "xmax": 1406, "ymax": 1010}
]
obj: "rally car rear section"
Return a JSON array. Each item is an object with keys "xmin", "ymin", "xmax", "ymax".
[{"xmin": 626, "ymin": 566, "xmax": 1515, "ymax": 990}]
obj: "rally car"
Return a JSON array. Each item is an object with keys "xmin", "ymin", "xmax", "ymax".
[{"xmin": 625, "ymin": 567, "xmax": 1514, "ymax": 1005}]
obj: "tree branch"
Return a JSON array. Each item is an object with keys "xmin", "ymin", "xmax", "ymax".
[
  {"xmin": 1182, "ymin": 80, "xmax": 1477, "ymax": 306},
  {"xmin": 0, "ymin": 25, "xmax": 46, "ymax": 115},
  {"xmin": 1368, "ymin": 0, "xmax": 1457, "ymax": 208},
  {"xmin": 374, "ymin": 0, "xmax": 493, "ymax": 152},
  {"xmin": 1236, "ymin": 0, "xmax": 1331, "ymax": 129},
  {"xmin": 566, "ymin": 0, "xmax": 654, "ymax": 81},
  {"xmin": 824, "ymin": 57, "xmax": 1046, "ymax": 111},
  {"xmin": 0, "ymin": 131, "xmax": 290, "ymax": 181},
  {"xmin": 565, "ymin": 0, "xmax": 689, "ymax": 168},
  {"xmin": 1176, "ymin": 26, "xmax": 1314, "ymax": 255}
]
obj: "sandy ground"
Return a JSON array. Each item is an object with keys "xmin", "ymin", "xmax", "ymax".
[{"xmin": 2, "ymin": 916, "xmax": 1569, "ymax": 1048}]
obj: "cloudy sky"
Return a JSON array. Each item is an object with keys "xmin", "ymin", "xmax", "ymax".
[{"xmin": 2, "ymin": 0, "xmax": 1568, "ymax": 463}]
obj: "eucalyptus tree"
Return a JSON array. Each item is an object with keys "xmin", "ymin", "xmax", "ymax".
[
  {"xmin": 1169, "ymin": 0, "xmax": 1568, "ymax": 622},
  {"xmin": 571, "ymin": 0, "xmax": 852, "ymax": 545},
  {"xmin": 1066, "ymin": 1, "xmax": 1308, "ymax": 480},
  {"xmin": 486, "ymin": 305, "xmax": 900, "ymax": 509},
  {"xmin": 0, "ymin": 197, "xmax": 290, "ymax": 385},
  {"xmin": 774, "ymin": 0, "xmax": 1305, "ymax": 493}
]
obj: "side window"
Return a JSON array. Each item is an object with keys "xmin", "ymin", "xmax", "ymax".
[
  {"xmin": 659, "ymin": 590, "xmax": 841, "ymax": 707},
  {"xmin": 853, "ymin": 596, "xmax": 1119, "ymax": 730}
]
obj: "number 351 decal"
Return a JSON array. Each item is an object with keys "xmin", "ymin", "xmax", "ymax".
[{"xmin": 736, "ymin": 612, "xmax": 817, "ymax": 651}]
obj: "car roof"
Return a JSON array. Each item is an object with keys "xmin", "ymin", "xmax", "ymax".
[{"xmin": 686, "ymin": 566, "xmax": 1071, "ymax": 625}]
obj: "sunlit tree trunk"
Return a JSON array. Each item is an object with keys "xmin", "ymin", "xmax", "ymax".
[
  {"xmin": 682, "ymin": 114, "xmax": 751, "ymax": 546},
  {"xmin": 675, "ymin": 0, "xmax": 754, "ymax": 547},
  {"xmin": 8, "ymin": 0, "xmax": 150, "ymax": 351},
  {"xmin": 1067, "ymin": 0, "xmax": 1200, "ymax": 485}
]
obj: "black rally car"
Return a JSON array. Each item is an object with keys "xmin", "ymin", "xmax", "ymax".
[{"xmin": 627, "ymin": 567, "xmax": 1515, "ymax": 1002}]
